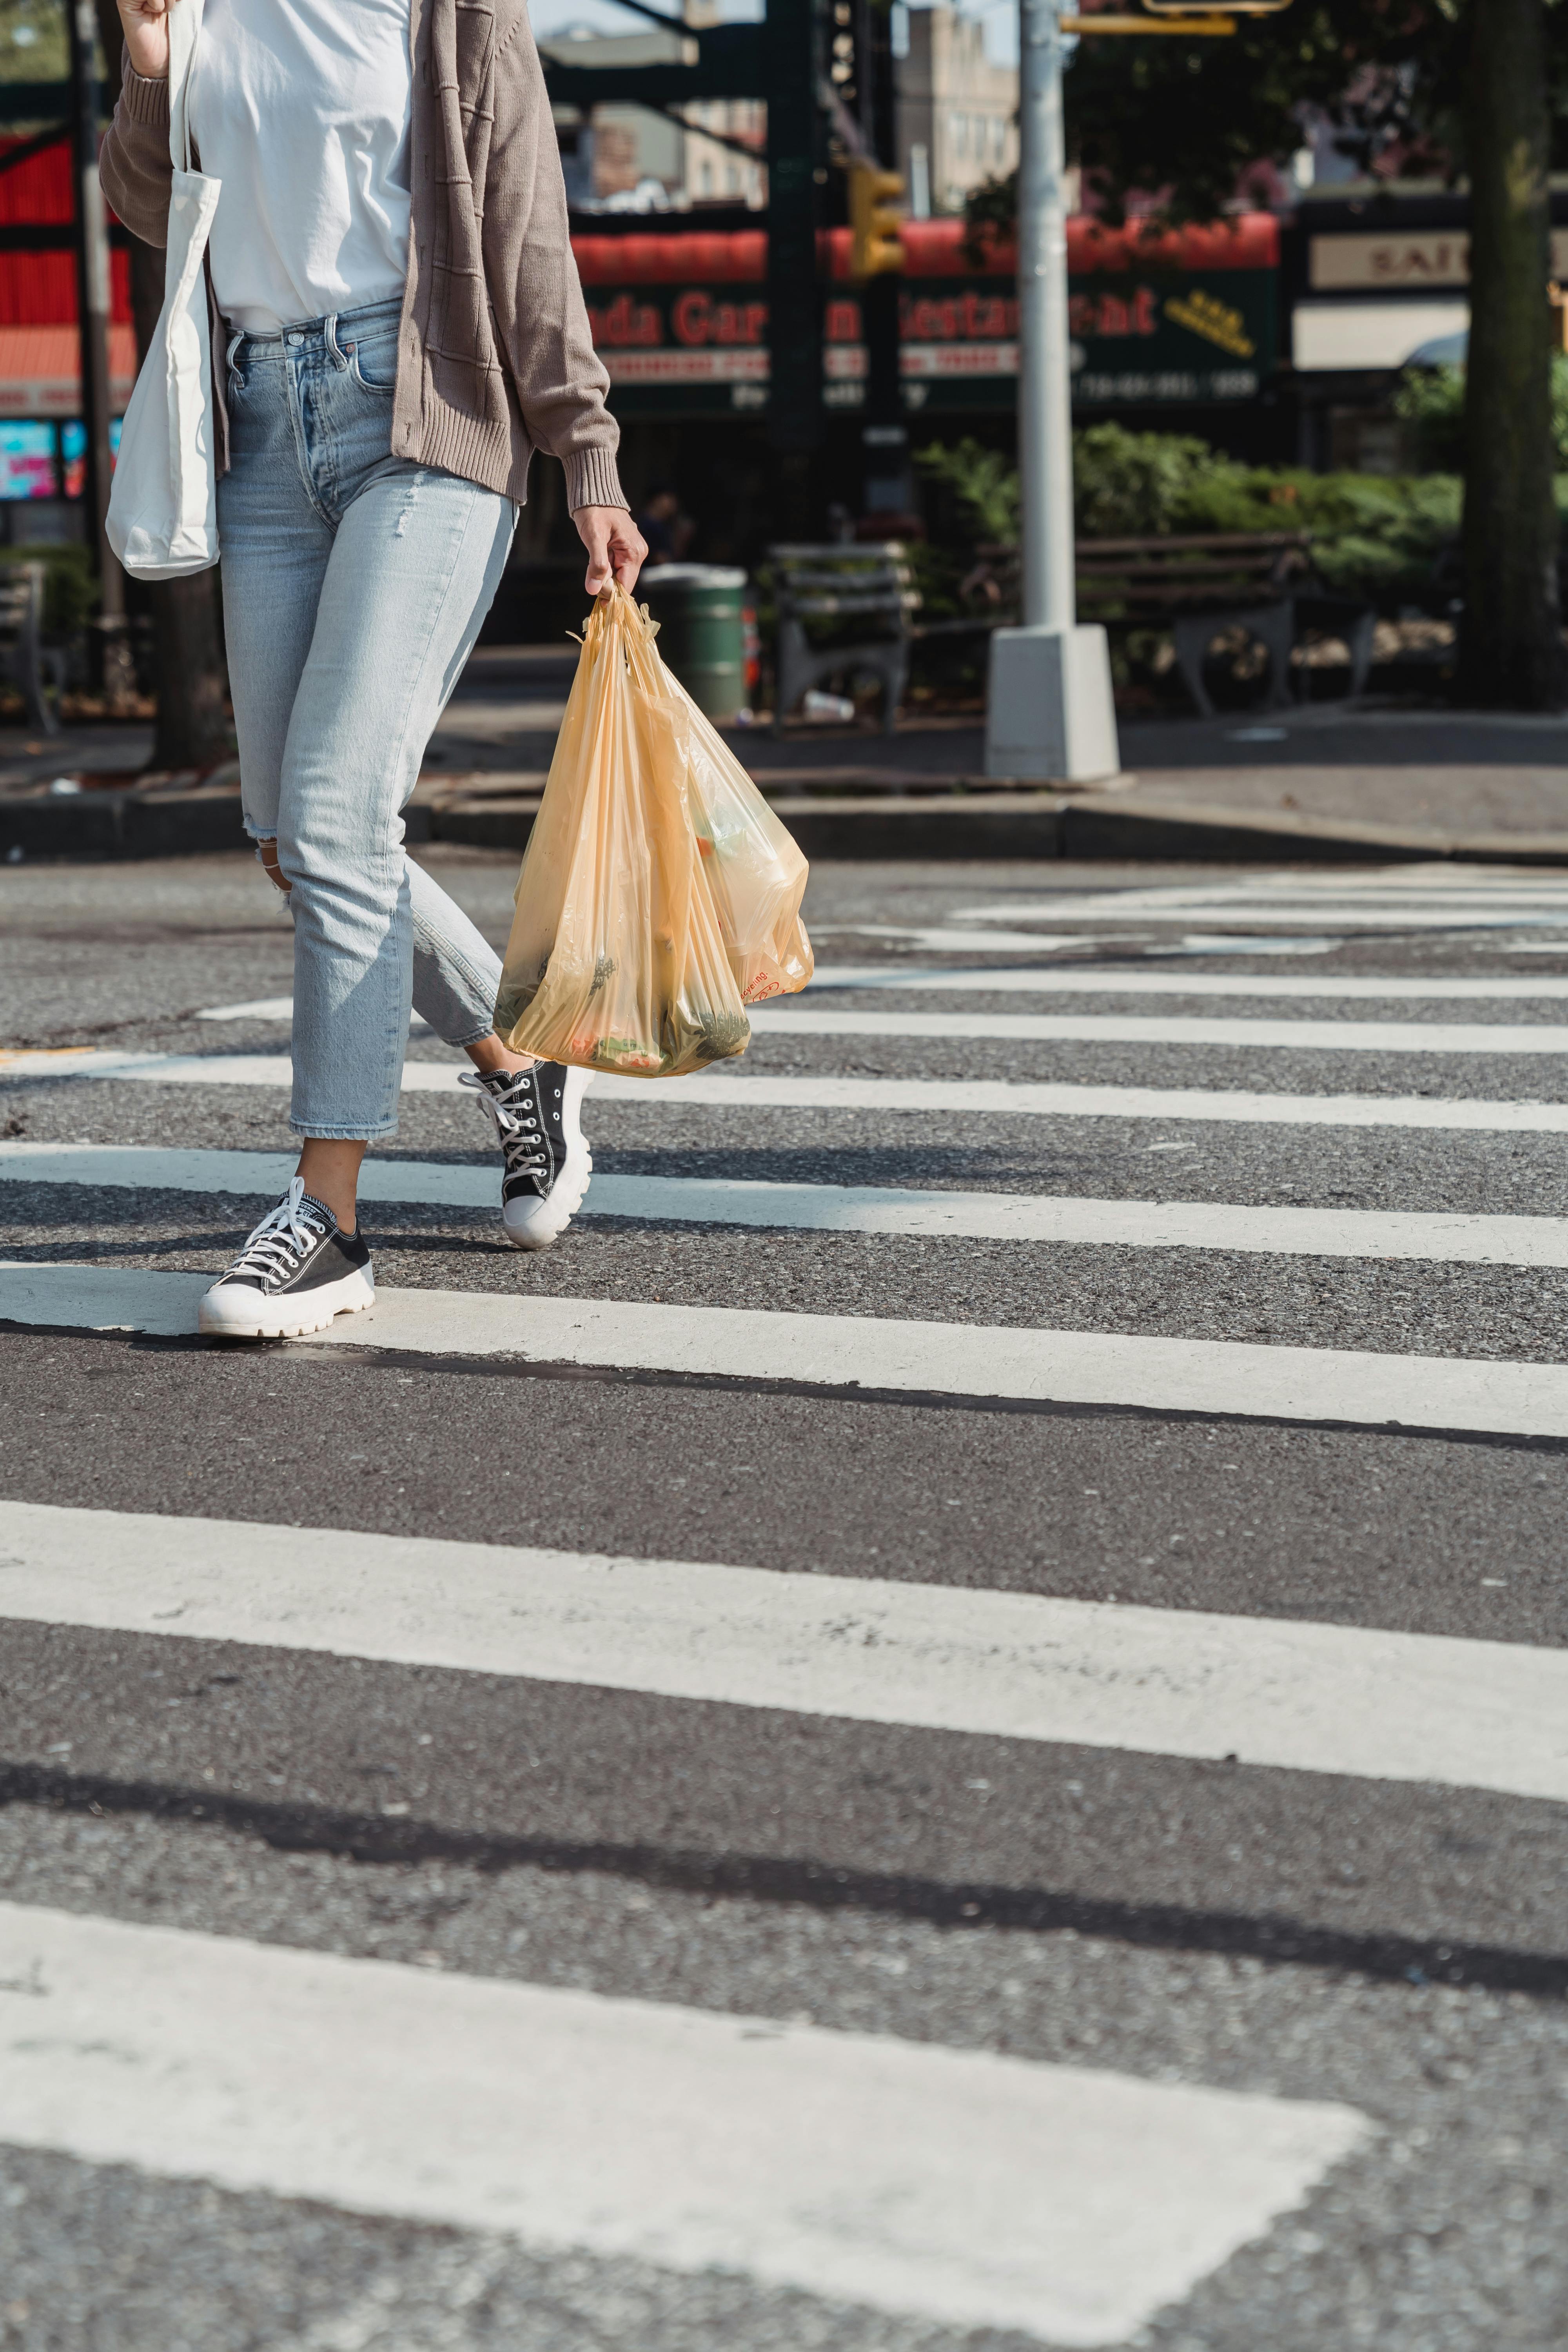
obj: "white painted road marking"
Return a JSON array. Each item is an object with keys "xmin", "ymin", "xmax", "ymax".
[
  {"xmin": 951, "ymin": 872, "xmax": 1568, "ymax": 927},
  {"xmin": 5, "ymin": 1499, "xmax": 1566, "ymax": 1801},
  {"xmin": 7, "ymin": 1142, "xmax": 1568, "ymax": 1267},
  {"xmin": 193, "ymin": 996, "xmax": 432, "ymax": 1032},
  {"xmin": 195, "ymin": 995, "xmax": 294, "ymax": 1022},
  {"xmin": 9, "ymin": 1264, "xmax": 1568, "ymax": 1436},
  {"xmin": 0, "ymin": 1050, "xmax": 474, "ymax": 1089},
  {"xmin": 811, "ymin": 925, "xmax": 1341, "ymax": 956},
  {"xmin": 19, "ymin": 1003, "xmax": 1568, "ymax": 1082},
  {"xmin": 750, "ymin": 1008, "xmax": 1568, "ymax": 1053},
  {"xmin": 10, "ymin": 1053, "xmax": 1568, "ymax": 1131},
  {"xmin": 811, "ymin": 926, "xmax": 1108, "ymax": 954},
  {"xmin": 0, "ymin": 1902, "xmax": 1368, "ymax": 2346},
  {"xmin": 942, "ymin": 907, "xmax": 1568, "ymax": 933},
  {"xmin": 194, "ymin": 968, "xmax": 1568, "ymax": 1031},
  {"xmin": 809, "ymin": 964, "xmax": 1568, "ymax": 1002}
]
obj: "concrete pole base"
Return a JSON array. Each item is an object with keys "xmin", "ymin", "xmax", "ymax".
[{"xmin": 984, "ymin": 623, "xmax": 1122, "ymax": 784}]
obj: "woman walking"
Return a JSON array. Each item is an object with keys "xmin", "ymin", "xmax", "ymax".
[{"xmin": 102, "ymin": 0, "xmax": 646, "ymax": 1339}]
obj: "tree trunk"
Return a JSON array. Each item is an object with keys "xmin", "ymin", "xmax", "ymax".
[
  {"xmin": 1458, "ymin": 0, "xmax": 1568, "ymax": 707},
  {"xmin": 98, "ymin": 0, "xmax": 232, "ymax": 767}
]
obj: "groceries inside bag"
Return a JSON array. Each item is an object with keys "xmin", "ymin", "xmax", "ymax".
[{"xmin": 495, "ymin": 583, "xmax": 812, "ymax": 1076}]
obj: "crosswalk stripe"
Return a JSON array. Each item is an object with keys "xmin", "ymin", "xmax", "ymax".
[
  {"xmin": 952, "ymin": 876, "xmax": 1568, "ymax": 924},
  {"xmin": 196, "ymin": 997, "xmax": 294, "ymax": 1025},
  {"xmin": 0, "ymin": 1050, "xmax": 470, "ymax": 1089},
  {"xmin": 751, "ymin": 1009, "xmax": 1568, "ymax": 1053},
  {"xmin": 6, "ymin": 1142, "xmax": 1568, "ymax": 1267},
  {"xmin": 0, "ymin": 1900, "xmax": 1368, "ymax": 2343},
  {"xmin": 595, "ymin": 1076, "xmax": 1568, "ymax": 1130},
  {"xmin": 192, "ymin": 995, "xmax": 436, "ymax": 1034},
  {"xmin": 35, "ymin": 1006, "xmax": 1568, "ymax": 1063},
  {"xmin": 7, "ymin": 1499, "xmax": 1565, "ymax": 1800},
  {"xmin": 814, "ymin": 925, "xmax": 1130, "ymax": 954},
  {"xmin": 944, "ymin": 906, "xmax": 1568, "ymax": 933},
  {"xmin": 10, "ymin": 1050, "xmax": 1568, "ymax": 1131},
  {"xmin": 810, "ymin": 965, "xmax": 1568, "ymax": 1002},
  {"xmin": 814, "ymin": 925, "xmax": 1345, "ymax": 956},
  {"xmin": 8, "ymin": 1263, "xmax": 1568, "ymax": 1436},
  {"xmin": 196, "ymin": 995, "xmax": 292, "ymax": 1022},
  {"xmin": 195, "ymin": 969, "xmax": 1568, "ymax": 1017}
]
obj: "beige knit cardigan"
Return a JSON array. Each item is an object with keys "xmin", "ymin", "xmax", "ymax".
[{"xmin": 100, "ymin": 0, "xmax": 626, "ymax": 514}]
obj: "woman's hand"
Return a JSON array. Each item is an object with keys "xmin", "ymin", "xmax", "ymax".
[
  {"xmin": 116, "ymin": 0, "xmax": 177, "ymax": 82},
  {"xmin": 575, "ymin": 505, "xmax": 648, "ymax": 596}
]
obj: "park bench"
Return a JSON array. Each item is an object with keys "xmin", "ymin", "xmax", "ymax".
[
  {"xmin": 960, "ymin": 532, "xmax": 1376, "ymax": 716},
  {"xmin": 0, "ymin": 563, "xmax": 57, "ymax": 735},
  {"xmin": 768, "ymin": 543, "xmax": 918, "ymax": 735}
]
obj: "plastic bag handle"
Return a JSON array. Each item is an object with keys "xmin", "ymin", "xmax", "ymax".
[{"xmin": 593, "ymin": 577, "xmax": 662, "ymax": 646}]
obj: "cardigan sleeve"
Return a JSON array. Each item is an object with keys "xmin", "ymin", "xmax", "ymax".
[
  {"xmin": 100, "ymin": 54, "xmax": 174, "ymax": 250},
  {"xmin": 483, "ymin": 20, "xmax": 628, "ymax": 512}
]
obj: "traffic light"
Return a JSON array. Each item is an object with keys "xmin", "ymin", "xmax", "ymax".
[{"xmin": 848, "ymin": 159, "xmax": 905, "ymax": 279}]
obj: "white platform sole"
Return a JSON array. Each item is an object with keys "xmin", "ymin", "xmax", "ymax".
[
  {"xmin": 502, "ymin": 1068, "xmax": 595, "ymax": 1251},
  {"xmin": 197, "ymin": 1264, "xmax": 376, "ymax": 1341}
]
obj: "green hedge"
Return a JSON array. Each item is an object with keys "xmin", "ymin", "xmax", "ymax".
[
  {"xmin": 1394, "ymin": 358, "xmax": 1568, "ymax": 475},
  {"xmin": 916, "ymin": 426, "xmax": 1466, "ymax": 608}
]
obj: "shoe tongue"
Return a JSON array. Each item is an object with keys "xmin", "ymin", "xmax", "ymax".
[{"xmin": 299, "ymin": 1192, "xmax": 337, "ymax": 1231}]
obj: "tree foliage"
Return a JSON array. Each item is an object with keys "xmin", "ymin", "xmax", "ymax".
[{"xmin": 966, "ymin": 0, "xmax": 1568, "ymax": 233}]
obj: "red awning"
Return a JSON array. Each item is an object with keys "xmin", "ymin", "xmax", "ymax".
[
  {"xmin": 0, "ymin": 323, "xmax": 137, "ymax": 417},
  {"xmin": 570, "ymin": 213, "xmax": 1279, "ymax": 286}
]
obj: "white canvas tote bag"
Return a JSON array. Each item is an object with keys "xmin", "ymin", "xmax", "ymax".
[{"xmin": 106, "ymin": 0, "xmax": 222, "ymax": 579}]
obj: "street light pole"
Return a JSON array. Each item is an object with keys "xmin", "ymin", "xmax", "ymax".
[
  {"xmin": 984, "ymin": 0, "xmax": 1120, "ymax": 781},
  {"xmin": 1016, "ymin": 0, "xmax": 1074, "ymax": 632}
]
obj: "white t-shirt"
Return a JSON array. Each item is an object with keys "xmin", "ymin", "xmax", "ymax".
[{"xmin": 190, "ymin": 0, "xmax": 413, "ymax": 334}]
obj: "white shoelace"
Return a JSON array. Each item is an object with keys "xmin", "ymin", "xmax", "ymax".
[
  {"xmin": 221, "ymin": 1176, "xmax": 329, "ymax": 1286},
  {"xmin": 461, "ymin": 1068, "xmax": 549, "ymax": 1183}
]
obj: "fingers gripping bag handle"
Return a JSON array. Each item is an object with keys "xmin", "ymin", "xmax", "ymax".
[
  {"xmin": 106, "ymin": 0, "xmax": 224, "ymax": 580},
  {"xmin": 495, "ymin": 584, "xmax": 752, "ymax": 1078}
]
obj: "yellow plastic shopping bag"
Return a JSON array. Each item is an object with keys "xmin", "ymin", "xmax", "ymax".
[
  {"xmin": 495, "ymin": 584, "xmax": 811, "ymax": 1076},
  {"xmin": 669, "ymin": 671, "xmax": 814, "ymax": 1006}
]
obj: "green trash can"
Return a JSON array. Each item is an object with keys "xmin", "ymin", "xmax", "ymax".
[{"xmin": 638, "ymin": 564, "xmax": 749, "ymax": 722}]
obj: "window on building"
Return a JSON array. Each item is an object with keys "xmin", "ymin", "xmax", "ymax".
[{"xmin": 909, "ymin": 142, "xmax": 930, "ymax": 220}]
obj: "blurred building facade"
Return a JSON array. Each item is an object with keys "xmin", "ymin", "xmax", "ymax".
[
  {"xmin": 895, "ymin": 6, "xmax": 1018, "ymax": 220},
  {"xmin": 545, "ymin": 6, "xmax": 764, "ymax": 213}
]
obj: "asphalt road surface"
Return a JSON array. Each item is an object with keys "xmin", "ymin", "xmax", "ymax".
[{"xmin": 1, "ymin": 847, "xmax": 1566, "ymax": 2352}]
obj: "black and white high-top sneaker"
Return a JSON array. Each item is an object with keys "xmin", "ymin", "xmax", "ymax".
[
  {"xmin": 198, "ymin": 1176, "xmax": 375, "ymax": 1339},
  {"xmin": 460, "ymin": 1060, "xmax": 594, "ymax": 1250}
]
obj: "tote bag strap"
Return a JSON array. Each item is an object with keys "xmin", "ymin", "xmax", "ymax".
[{"xmin": 166, "ymin": 0, "xmax": 207, "ymax": 175}]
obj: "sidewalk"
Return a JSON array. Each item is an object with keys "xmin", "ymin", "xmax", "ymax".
[
  {"xmin": 7, "ymin": 651, "xmax": 1568, "ymax": 864},
  {"xmin": 415, "ymin": 669, "xmax": 1568, "ymax": 864}
]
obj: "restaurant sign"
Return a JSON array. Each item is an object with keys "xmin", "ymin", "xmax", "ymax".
[{"xmin": 574, "ymin": 216, "xmax": 1279, "ymax": 417}]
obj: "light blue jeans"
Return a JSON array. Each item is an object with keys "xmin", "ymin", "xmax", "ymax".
[{"xmin": 218, "ymin": 298, "xmax": 516, "ymax": 1140}]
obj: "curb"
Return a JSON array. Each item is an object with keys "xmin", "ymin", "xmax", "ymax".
[
  {"xmin": 7, "ymin": 779, "xmax": 1568, "ymax": 870},
  {"xmin": 425, "ymin": 789, "xmax": 1568, "ymax": 867},
  {"xmin": 0, "ymin": 784, "xmax": 252, "ymax": 862},
  {"xmin": 1062, "ymin": 794, "xmax": 1568, "ymax": 868}
]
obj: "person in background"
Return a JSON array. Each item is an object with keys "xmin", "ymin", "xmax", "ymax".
[
  {"xmin": 103, "ymin": 0, "xmax": 647, "ymax": 1342},
  {"xmin": 635, "ymin": 484, "xmax": 694, "ymax": 566}
]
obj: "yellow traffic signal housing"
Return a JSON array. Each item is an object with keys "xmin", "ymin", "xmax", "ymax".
[{"xmin": 848, "ymin": 160, "xmax": 906, "ymax": 279}]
